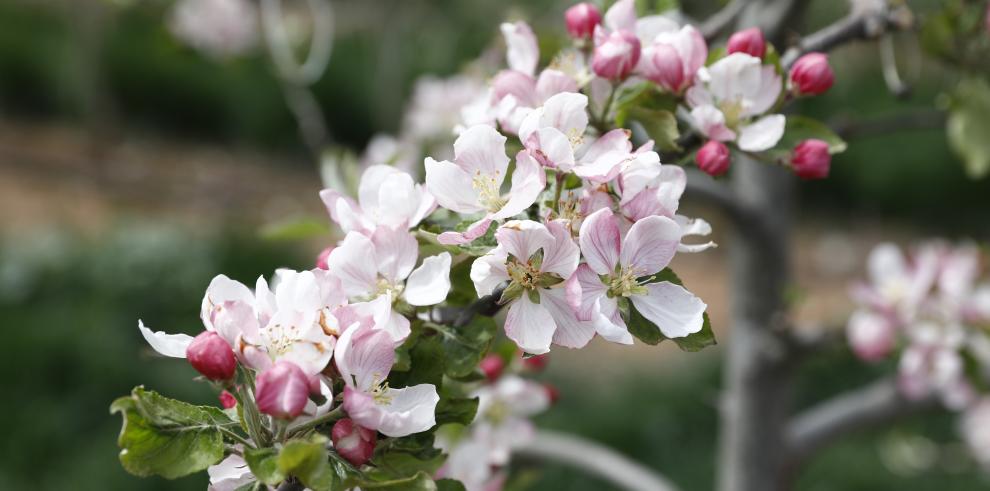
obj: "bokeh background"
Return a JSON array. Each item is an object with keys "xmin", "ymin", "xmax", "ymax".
[{"xmin": 2, "ymin": 0, "xmax": 989, "ymax": 489}]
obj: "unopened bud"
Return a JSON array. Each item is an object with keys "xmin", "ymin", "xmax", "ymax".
[
  {"xmin": 592, "ymin": 29, "xmax": 641, "ymax": 80},
  {"xmin": 565, "ymin": 3, "xmax": 602, "ymax": 40},
  {"xmin": 791, "ymin": 139, "xmax": 831, "ymax": 179},
  {"xmin": 186, "ymin": 331, "xmax": 236, "ymax": 381},
  {"xmin": 522, "ymin": 353, "xmax": 549, "ymax": 372},
  {"xmin": 316, "ymin": 247, "xmax": 333, "ymax": 270},
  {"xmin": 255, "ymin": 361, "xmax": 309, "ymax": 419},
  {"xmin": 331, "ymin": 418, "xmax": 377, "ymax": 467},
  {"xmin": 479, "ymin": 354, "xmax": 505, "ymax": 382},
  {"xmin": 726, "ymin": 28, "xmax": 766, "ymax": 59},
  {"xmin": 544, "ymin": 383, "xmax": 560, "ymax": 405},
  {"xmin": 789, "ymin": 52, "xmax": 834, "ymax": 96},
  {"xmin": 219, "ymin": 390, "xmax": 237, "ymax": 409},
  {"xmin": 696, "ymin": 140, "xmax": 731, "ymax": 177}
]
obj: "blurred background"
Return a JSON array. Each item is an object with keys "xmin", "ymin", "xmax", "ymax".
[{"xmin": 2, "ymin": 0, "xmax": 989, "ymax": 489}]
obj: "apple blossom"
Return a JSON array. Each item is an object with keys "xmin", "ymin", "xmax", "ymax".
[
  {"xmin": 479, "ymin": 354, "xmax": 505, "ymax": 382},
  {"xmin": 327, "ymin": 227, "xmax": 451, "ymax": 341},
  {"xmin": 425, "ymin": 125, "xmax": 546, "ymax": 245},
  {"xmin": 471, "ymin": 220, "xmax": 596, "ymax": 354},
  {"xmin": 575, "ymin": 208, "xmax": 707, "ymax": 344},
  {"xmin": 791, "ymin": 139, "xmax": 831, "ymax": 179},
  {"xmin": 686, "ymin": 53, "xmax": 785, "ymax": 152},
  {"xmin": 186, "ymin": 331, "xmax": 236, "ymax": 381},
  {"xmin": 335, "ymin": 322, "xmax": 439, "ymax": 437},
  {"xmin": 470, "ymin": 375, "xmax": 551, "ymax": 464},
  {"xmin": 207, "ymin": 453, "xmax": 256, "ymax": 491},
  {"xmin": 168, "ymin": 0, "xmax": 258, "ymax": 59},
  {"xmin": 255, "ymin": 360, "xmax": 310, "ymax": 419},
  {"xmin": 789, "ymin": 52, "xmax": 834, "ymax": 96},
  {"xmin": 696, "ymin": 140, "xmax": 731, "ymax": 177},
  {"xmin": 138, "ymin": 320, "xmax": 193, "ymax": 358},
  {"xmin": 639, "ymin": 25, "xmax": 707, "ymax": 94},
  {"xmin": 331, "ymin": 418, "xmax": 377, "ymax": 466},
  {"xmin": 320, "ymin": 164, "xmax": 436, "ymax": 235},
  {"xmin": 846, "ymin": 310, "xmax": 896, "ymax": 362},
  {"xmin": 565, "ymin": 3, "xmax": 602, "ymax": 40},
  {"xmin": 592, "ymin": 28, "xmax": 641, "ymax": 80},
  {"xmin": 726, "ymin": 28, "xmax": 766, "ymax": 59},
  {"xmin": 316, "ymin": 246, "xmax": 333, "ymax": 270}
]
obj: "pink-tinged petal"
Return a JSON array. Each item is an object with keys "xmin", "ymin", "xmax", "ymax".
[
  {"xmin": 370, "ymin": 226, "xmax": 418, "ymax": 283},
  {"xmin": 273, "ymin": 269, "xmax": 323, "ymax": 313},
  {"xmin": 737, "ymin": 114, "xmax": 785, "ymax": 152},
  {"xmin": 616, "ymin": 150, "xmax": 661, "ymax": 201},
  {"xmin": 749, "ymin": 64, "xmax": 783, "ymax": 116},
  {"xmin": 706, "ymin": 53, "xmax": 762, "ymax": 104},
  {"xmin": 424, "ymin": 157, "xmax": 483, "ymax": 214},
  {"xmin": 256, "ymin": 361, "xmax": 310, "ymax": 420},
  {"xmin": 358, "ymin": 165, "xmax": 397, "ymax": 210},
  {"xmin": 541, "ymin": 288, "xmax": 596, "ymax": 349},
  {"xmin": 495, "ymin": 220, "xmax": 554, "ymax": 261},
  {"xmin": 541, "ymin": 220, "xmax": 580, "ymax": 279},
  {"xmin": 578, "ymin": 208, "xmax": 622, "ymax": 275},
  {"xmin": 212, "ymin": 299, "xmax": 259, "ymax": 346},
  {"xmin": 138, "ymin": 320, "xmax": 193, "ymax": 358},
  {"xmin": 501, "ymin": 22, "xmax": 539, "ymax": 77},
  {"xmin": 384, "ymin": 308, "xmax": 412, "ymax": 344},
  {"xmin": 334, "ymin": 323, "xmax": 395, "ymax": 390},
  {"xmin": 846, "ymin": 310, "xmax": 896, "ymax": 362},
  {"xmin": 312, "ymin": 268, "xmax": 347, "ymax": 311},
  {"xmin": 405, "ymin": 253, "xmax": 452, "ymax": 306},
  {"xmin": 342, "ymin": 386, "xmax": 383, "ymax": 429},
  {"xmin": 539, "ymin": 92, "xmax": 589, "ymax": 138},
  {"xmin": 689, "ymin": 105, "xmax": 736, "ymax": 142},
  {"xmin": 678, "ymin": 25, "xmax": 708, "ymax": 80},
  {"xmin": 535, "ymin": 69, "xmax": 578, "ymax": 102},
  {"xmin": 495, "ymin": 151, "xmax": 545, "ymax": 220},
  {"xmin": 201, "ymin": 274, "xmax": 254, "ymax": 330},
  {"xmin": 527, "ymin": 127, "xmax": 577, "ymax": 171},
  {"xmin": 635, "ymin": 15, "xmax": 679, "ymax": 43},
  {"xmin": 573, "ymin": 264, "xmax": 607, "ymax": 321},
  {"xmin": 642, "ymin": 43, "xmax": 684, "ymax": 92},
  {"xmin": 377, "ymin": 171, "xmax": 432, "ymax": 230},
  {"xmin": 504, "ymin": 296, "xmax": 557, "ymax": 354},
  {"xmin": 319, "ymin": 188, "xmax": 369, "ymax": 234},
  {"xmin": 593, "ymin": 297, "xmax": 634, "ymax": 344},
  {"xmin": 621, "ymin": 188, "xmax": 663, "ymax": 222},
  {"xmin": 685, "ymin": 84, "xmax": 713, "ymax": 108},
  {"xmin": 675, "ymin": 215, "xmax": 717, "ymax": 253},
  {"xmin": 454, "ymin": 125, "xmax": 510, "ymax": 181},
  {"xmin": 437, "ymin": 217, "xmax": 493, "ymax": 245},
  {"xmin": 621, "ymin": 215, "xmax": 680, "ymax": 274},
  {"xmin": 327, "ymin": 233, "xmax": 379, "ymax": 297},
  {"xmin": 573, "ymin": 150, "xmax": 627, "ymax": 183},
  {"xmin": 580, "ymin": 128, "xmax": 633, "ymax": 164},
  {"xmin": 580, "ymin": 187, "xmax": 614, "ymax": 217},
  {"xmin": 354, "ymin": 384, "xmax": 440, "ymax": 438},
  {"xmin": 274, "ymin": 335, "xmax": 334, "ymax": 378},
  {"xmin": 492, "ymin": 70, "xmax": 539, "ymax": 107},
  {"xmin": 470, "ymin": 248, "xmax": 511, "ymax": 298},
  {"xmin": 630, "ymin": 282, "xmax": 706, "ymax": 338},
  {"xmin": 604, "ymin": 0, "xmax": 636, "ymax": 32}
]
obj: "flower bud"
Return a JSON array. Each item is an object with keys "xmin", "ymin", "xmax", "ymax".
[
  {"xmin": 331, "ymin": 418, "xmax": 377, "ymax": 467},
  {"xmin": 791, "ymin": 139, "xmax": 831, "ymax": 179},
  {"xmin": 565, "ymin": 3, "xmax": 601, "ymax": 40},
  {"xmin": 789, "ymin": 52, "xmax": 834, "ymax": 96},
  {"xmin": 219, "ymin": 390, "xmax": 237, "ymax": 409},
  {"xmin": 255, "ymin": 361, "xmax": 309, "ymax": 419},
  {"xmin": 479, "ymin": 354, "xmax": 505, "ymax": 382},
  {"xmin": 846, "ymin": 311, "xmax": 895, "ymax": 362},
  {"xmin": 544, "ymin": 383, "xmax": 561, "ymax": 405},
  {"xmin": 696, "ymin": 140, "xmax": 731, "ymax": 177},
  {"xmin": 522, "ymin": 353, "xmax": 549, "ymax": 372},
  {"xmin": 647, "ymin": 44, "xmax": 685, "ymax": 93},
  {"xmin": 316, "ymin": 247, "xmax": 333, "ymax": 270},
  {"xmin": 592, "ymin": 29, "xmax": 641, "ymax": 80},
  {"xmin": 726, "ymin": 28, "xmax": 766, "ymax": 59},
  {"xmin": 186, "ymin": 331, "xmax": 236, "ymax": 381}
]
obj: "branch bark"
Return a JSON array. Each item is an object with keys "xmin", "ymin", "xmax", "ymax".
[
  {"xmin": 780, "ymin": 3, "xmax": 913, "ymax": 67},
  {"xmin": 700, "ymin": 0, "xmax": 750, "ymax": 41},
  {"xmin": 516, "ymin": 429, "xmax": 682, "ymax": 491}
]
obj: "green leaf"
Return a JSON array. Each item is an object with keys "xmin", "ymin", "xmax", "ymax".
[
  {"xmin": 278, "ymin": 436, "xmax": 337, "ymax": 491},
  {"xmin": 672, "ymin": 312, "xmax": 716, "ymax": 352},
  {"xmin": 260, "ymin": 216, "xmax": 331, "ymax": 241},
  {"xmin": 625, "ymin": 107, "xmax": 682, "ymax": 153},
  {"xmin": 109, "ymin": 387, "xmax": 235, "ymax": 479},
  {"xmin": 947, "ymin": 78, "xmax": 990, "ymax": 179},
  {"xmin": 369, "ymin": 453, "xmax": 445, "ymax": 481},
  {"xmin": 772, "ymin": 115, "xmax": 847, "ymax": 155},
  {"xmin": 430, "ymin": 316, "xmax": 498, "ymax": 379},
  {"xmin": 436, "ymin": 479, "xmax": 468, "ymax": 491},
  {"xmin": 625, "ymin": 268, "xmax": 717, "ymax": 351},
  {"xmin": 353, "ymin": 471, "xmax": 438, "ymax": 490},
  {"xmin": 389, "ymin": 335, "xmax": 444, "ymax": 389},
  {"xmin": 244, "ymin": 447, "xmax": 284, "ymax": 486},
  {"xmin": 624, "ymin": 297, "xmax": 663, "ymax": 346},
  {"xmin": 434, "ymin": 397, "xmax": 479, "ymax": 426}
]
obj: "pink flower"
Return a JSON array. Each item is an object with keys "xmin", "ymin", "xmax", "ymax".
[
  {"xmin": 565, "ymin": 3, "xmax": 601, "ymax": 39},
  {"xmin": 331, "ymin": 418, "xmax": 377, "ymax": 466},
  {"xmin": 726, "ymin": 27, "xmax": 766, "ymax": 59},
  {"xmin": 470, "ymin": 220, "xmax": 591, "ymax": 354},
  {"xmin": 479, "ymin": 354, "xmax": 505, "ymax": 382},
  {"xmin": 320, "ymin": 165, "xmax": 436, "ymax": 235},
  {"xmin": 425, "ymin": 125, "xmax": 546, "ymax": 245},
  {"xmin": 315, "ymin": 246, "xmax": 333, "ymax": 270},
  {"xmin": 335, "ymin": 323, "xmax": 439, "ymax": 437},
  {"xmin": 168, "ymin": 0, "xmax": 258, "ymax": 59},
  {"xmin": 686, "ymin": 53, "xmax": 785, "ymax": 151},
  {"xmin": 696, "ymin": 140, "xmax": 731, "ymax": 177},
  {"xmin": 186, "ymin": 331, "xmax": 236, "ymax": 381},
  {"xmin": 846, "ymin": 310, "xmax": 896, "ymax": 362},
  {"xmin": 255, "ymin": 360, "xmax": 310, "ymax": 419},
  {"xmin": 522, "ymin": 353, "xmax": 549, "ymax": 372},
  {"xmin": 791, "ymin": 139, "xmax": 831, "ymax": 179},
  {"xmin": 789, "ymin": 52, "xmax": 834, "ymax": 96},
  {"xmin": 592, "ymin": 28, "xmax": 641, "ymax": 80},
  {"xmin": 575, "ymin": 208, "xmax": 707, "ymax": 344},
  {"xmin": 639, "ymin": 26, "xmax": 707, "ymax": 93},
  {"xmin": 219, "ymin": 390, "xmax": 237, "ymax": 409}
]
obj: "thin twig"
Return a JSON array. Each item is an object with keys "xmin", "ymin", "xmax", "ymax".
[
  {"xmin": 780, "ymin": 3, "xmax": 913, "ymax": 68},
  {"xmin": 701, "ymin": 0, "xmax": 749, "ymax": 41},
  {"xmin": 830, "ymin": 109, "xmax": 946, "ymax": 139},
  {"xmin": 515, "ymin": 429, "xmax": 683, "ymax": 491}
]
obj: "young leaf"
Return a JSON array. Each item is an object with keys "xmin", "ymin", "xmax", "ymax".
[
  {"xmin": 109, "ymin": 387, "xmax": 235, "ymax": 479},
  {"xmin": 430, "ymin": 317, "xmax": 498, "ymax": 379},
  {"xmin": 388, "ymin": 335, "xmax": 444, "ymax": 388},
  {"xmin": 623, "ymin": 297, "xmax": 664, "ymax": 346},
  {"xmin": 947, "ymin": 78, "xmax": 990, "ymax": 179},
  {"xmin": 436, "ymin": 479, "xmax": 468, "ymax": 491},
  {"xmin": 244, "ymin": 447, "xmax": 284, "ymax": 486},
  {"xmin": 352, "ymin": 470, "xmax": 438, "ymax": 490},
  {"xmin": 434, "ymin": 397, "xmax": 480, "ymax": 426},
  {"xmin": 624, "ymin": 107, "xmax": 682, "ymax": 153},
  {"xmin": 278, "ymin": 436, "xmax": 337, "ymax": 491}
]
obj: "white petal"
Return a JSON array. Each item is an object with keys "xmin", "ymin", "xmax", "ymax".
[
  {"xmin": 541, "ymin": 289, "xmax": 596, "ymax": 349},
  {"xmin": 492, "ymin": 150, "xmax": 546, "ymax": 220},
  {"xmin": 578, "ymin": 208, "xmax": 622, "ymax": 275},
  {"xmin": 620, "ymin": 215, "xmax": 681, "ymax": 275},
  {"xmin": 405, "ymin": 253, "xmax": 452, "ymax": 306},
  {"xmin": 737, "ymin": 114, "xmax": 785, "ymax": 152},
  {"xmin": 504, "ymin": 297, "xmax": 556, "ymax": 355},
  {"xmin": 375, "ymin": 384, "xmax": 440, "ymax": 437},
  {"xmin": 495, "ymin": 220, "xmax": 554, "ymax": 261},
  {"xmin": 454, "ymin": 125, "xmax": 510, "ymax": 180},
  {"xmin": 471, "ymin": 249, "xmax": 511, "ymax": 298},
  {"xmin": 424, "ymin": 157, "xmax": 483, "ymax": 214},
  {"xmin": 540, "ymin": 220, "xmax": 580, "ymax": 279},
  {"xmin": 334, "ymin": 323, "xmax": 395, "ymax": 390},
  {"xmin": 630, "ymin": 282, "xmax": 706, "ymax": 338},
  {"xmin": 326, "ymin": 233, "xmax": 378, "ymax": 297},
  {"xmin": 501, "ymin": 22, "xmax": 539, "ymax": 76},
  {"xmin": 370, "ymin": 226, "xmax": 418, "ymax": 283},
  {"xmin": 138, "ymin": 320, "xmax": 193, "ymax": 358},
  {"xmin": 604, "ymin": 0, "xmax": 636, "ymax": 32}
]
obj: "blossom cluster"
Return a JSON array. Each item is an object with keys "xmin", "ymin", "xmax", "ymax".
[
  {"xmin": 847, "ymin": 242, "xmax": 990, "ymax": 465},
  {"xmin": 168, "ymin": 0, "xmax": 259, "ymax": 59}
]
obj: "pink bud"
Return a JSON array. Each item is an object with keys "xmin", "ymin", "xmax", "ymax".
[
  {"xmin": 331, "ymin": 418, "xmax": 377, "ymax": 466},
  {"xmin": 592, "ymin": 29, "xmax": 641, "ymax": 80},
  {"xmin": 696, "ymin": 140, "xmax": 731, "ymax": 177},
  {"xmin": 316, "ymin": 247, "xmax": 333, "ymax": 270},
  {"xmin": 647, "ymin": 44, "xmax": 685, "ymax": 92},
  {"xmin": 565, "ymin": 3, "xmax": 601, "ymax": 40},
  {"xmin": 791, "ymin": 139, "xmax": 831, "ymax": 179},
  {"xmin": 544, "ymin": 383, "xmax": 560, "ymax": 405},
  {"xmin": 789, "ymin": 52, "xmax": 834, "ymax": 96},
  {"xmin": 255, "ymin": 361, "xmax": 309, "ymax": 419},
  {"xmin": 846, "ymin": 311, "xmax": 895, "ymax": 362},
  {"xmin": 186, "ymin": 331, "xmax": 236, "ymax": 381},
  {"xmin": 522, "ymin": 353, "xmax": 549, "ymax": 372},
  {"xmin": 219, "ymin": 390, "xmax": 237, "ymax": 409},
  {"xmin": 726, "ymin": 27, "xmax": 766, "ymax": 59},
  {"xmin": 479, "ymin": 354, "xmax": 505, "ymax": 382}
]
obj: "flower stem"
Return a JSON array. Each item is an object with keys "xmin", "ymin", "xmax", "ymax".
[
  {"xmin": 287, "ymin": 406, "xmax": 346, "ymax": 437},
  {"xmin": 552, "ymin": 171, "xmax": 565, "ymax": 214}
]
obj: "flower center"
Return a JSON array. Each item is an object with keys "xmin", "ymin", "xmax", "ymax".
[
  {"xmin": 719, "ymin": 100, "xmax": 745, "ymax": 129},
  {"xmin": 374, "ymin": 278, "xmax": 404, "ymax": 301},
  {"xmin": 370, "ymin": 376, "xmax": 393, "ymax": 406},
  {"xmin": 506, "ymin": 257, "xmax": 544, "ymax": 290},
  {"xmin": 606, "ymin": 266, "xmax": 648, "ymax": 298},
  {"xmin": 472, "ymin": 171, "xmax": 505, "ymax": 212}
]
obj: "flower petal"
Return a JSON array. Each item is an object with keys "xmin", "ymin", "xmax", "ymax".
[
  {"xmin": 535, "ymin": 69, "xmax": 578, "ymax": 102},
  {"xmin": 737, "ymin": 114, "xmax": 785, "ymax": 152},
  {"xmin": 454, "ymin": 125, "xmax": 510, "ymax": 180},
  {"xmin": 405, "ymin": 253, "xmax": 452, "ymax": 306},
  {"xmin": 604, "ymin": 0, "xmax": 636, "ymax": 32},
  {"xmin": 504, "ymin": 296, "xmax": 556, "ymax": 355},
  {"xmin": 630, "ymin": 282, "xmax": 706, "ymax": 338},
  {"xmin": 620, "ymin": 215, "xmax": 680, "ymax": 274},
  {"xmin": 425, "ymin": 157, "xmax": 483, "ymax": 214},
  {"xmin": 138, "ymin": 320, "xmax": 193, "ymax": 358},
  {"xmin": 541, "ymin": 289, "xmax": 596, "ymax": 349},
  {"xmin": 492, "ymin": 150, "xmax": 546, "ymax": 220},
  {"xmin": 471, "ymin": 248, "xmax": 511, "ymax": 298},
  {"xmin": 540, "ymin": 220, "xmax": 580, "ymax": 279},
  {"xmin": 334, "ymin": 323, "xmax": 395, "ymax": 390},
  {"xmin": 689, "ymin": 105, "xmax": 736, "ymax": 142},
  {"xmin": 501, "ymin": 22, "xmax": 539, "ymax": 77},
  {"xmin": 495, "ymin": 220, "xmax": 554, "ymax": 261},
  {"xmin": 437, "ymin": 217, "xmax": 493, "ymax": 245},
  {"xmin": 370, "ymin": 226, "xmax": 418, "ymax": 283},
  {"xmin": 327, "ymin": 232, "xmax": 379, "ymax": 297},
  {"xmin": 578, "ymin": 208, "xmax": 622, "ymax": 275}
]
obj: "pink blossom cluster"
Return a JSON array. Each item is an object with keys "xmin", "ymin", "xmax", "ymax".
[{"xmin": 168, "ymin": 0, "xmax": 259, "ymax": 59}]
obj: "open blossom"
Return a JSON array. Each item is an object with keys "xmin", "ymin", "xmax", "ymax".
[
  {"xmin": 336, "ymin": 322, "xmax": 439, "ymax": 437},
  {"xmin": 686, "ymin": 53, "xmax": 785, "ymax": 152},
  {"xmin": 320, "ymin": 165, "xmax": 436, "ymax": 235},
  {"xmin": 575, "ymin": 208, "xmax": 707, "ymax": 344},
  {"xmin": 639, "ymin": 25, "xmax": 707, "ymax": 94},
  {"xmin": 327, "ymin": 227, "xmax": 451, "ymax": 342},
  {"xmin": 846, "ymin": 310, "xmax": 896, "ymax": 362},
  {"xmin": 518, "ymin": 92, "xmax": 636, "ymax": 182},
  {"xmin": 168, "ymin": 0, "xmax": 258, "ymax": 59},
  {"xmin": 471, "ymin": 220, "xmax": 594, "ymax": 354},
  {"xmin": 425, "ymin": 125, "xmax": 545, "ymax": 245},
  {"xmin": 850, "ymin": 243, "xmax": 939, "ymax": 325},
  {"xmin": 208, "ymin": 453, "xmax": 255, "ymax": 491}
]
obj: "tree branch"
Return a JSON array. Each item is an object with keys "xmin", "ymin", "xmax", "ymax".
[
  {"xmin": 515, "ymin": 429, "xmax": 683, "ymax": 491},
  {"xmin": 701, "ymin": 0, "xmax": 750, "ymax": 41},
  {"xmin": 780, "ymin": 3, "xmax": 913, "ymax": 68},
  {"xmin": 830, "ymin": 109, "xmax": 946, "ymax": 139},
  {"xmin": 785, "ymin": 377, "xmax": 935, "ymax": 468}
]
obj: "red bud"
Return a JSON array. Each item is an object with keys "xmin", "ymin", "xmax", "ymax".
[
  {"xmin": 789, "ymin": 52, "xmax": 834, "ymax": 96},
  {"xmin": 479, "ymin": 354, "xmax": 505, "ymax": 382},
  {"xmin": 696, "ymin": 140, "xmax": 731, "ymax": 177},
  {"xmin": 332, "ymin": 418, "xmax": 377, "ymax": 466},
  {"xmin": 726, "ymin": 28, "xmax": 766, "ymax": 59},
  {"xmin": 255, "ymin": 361, "xmax": 309, "ymax": 419},
  {"xmin": 186, "ymin": 331, "xmax": 236, "ymax": 381},
  {"xmin": 565, "ymin": 3, "xmax": 601, "ymax": 40},
  {"xmin": 791, "ymin": 139, "xmax": 831, "ymax": 179}
]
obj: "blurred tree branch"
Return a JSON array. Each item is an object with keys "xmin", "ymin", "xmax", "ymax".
[{"xmin": 781, "ymin": 1, "xmax": 914, "ymax": 67}]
